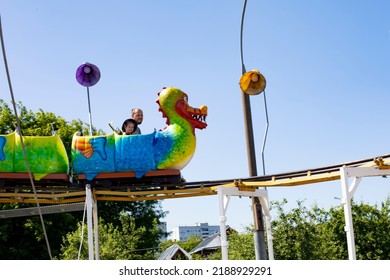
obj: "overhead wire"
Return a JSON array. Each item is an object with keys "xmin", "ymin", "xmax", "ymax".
[{"xmin": 0, "ymin": 15, "xmax": 53, "ymax": 259}]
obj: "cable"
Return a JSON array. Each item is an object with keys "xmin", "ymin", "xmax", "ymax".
[
  {"xmin": 78, "ymin": 202, "xmax": 87, "ymax": 260},
  {"xmin": 260, "ymin": 90, "xmax": 269, "ymax": 176},
  {"xmin": 0, "ymin": 15, "xmax": 53, "ymax": 259}
]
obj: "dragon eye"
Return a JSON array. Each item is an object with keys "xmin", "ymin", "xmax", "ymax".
[{"xmin": 183, "ymin": 95, "xmax": 188, "ymax": 103}]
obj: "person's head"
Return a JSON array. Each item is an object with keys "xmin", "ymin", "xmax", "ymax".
[
  {"xmin": 131, "ymin": 108, "xmax": 143, "ymax": 125},
  {"xmin": 122, "ymin": 118, "xmax": 138, "ymax": 135}
]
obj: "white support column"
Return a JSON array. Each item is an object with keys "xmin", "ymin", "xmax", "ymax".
[
  {"xmin": 86, "ymin": 184, "xmax": 95, "ymax": 260},
  {"xmin": 340, "ymin": 166, "xmax": 358, "ymax": 260},
  {"xmin": 218, "ymin": 186, "xmax": 230, "ymax": 260},
  {"xmin": 217, "ymin": 186, "xmax": 273, "ymax": 260},
  {"xmin": 93, "ymin": 199, "xmax": 100, "ymax": 260},
  {"xmin": 339, "ymin": 164, "xmax": 390, "ymax": 260}
]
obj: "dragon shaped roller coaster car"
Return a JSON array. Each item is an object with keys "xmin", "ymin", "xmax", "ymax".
[
  {"xmin": 73, "ymin": 87, "xmax": 208, "ymax": 186},
  {"xmin": 0, "ymin": 87, "xmax": 208, "ymax": 188}
]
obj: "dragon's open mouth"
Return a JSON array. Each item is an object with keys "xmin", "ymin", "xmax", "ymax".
[
  {"xmin": 156, "ymin": 88, "xmax": 208, "ymax": 130},
  {"xmin": 186, "ymin": 105, "xmax": 207, "ymax": 129}
]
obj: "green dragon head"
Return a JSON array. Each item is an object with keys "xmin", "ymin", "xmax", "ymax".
[{"xmin": 156, "ymin": 87, "xmax": 208, "ymax": 134}]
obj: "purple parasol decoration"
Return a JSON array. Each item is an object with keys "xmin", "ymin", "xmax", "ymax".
[
  {"xmin": 76, "ymin": 62, "xmax": 101, "ymax": 87},
  {"xmin": 76, "ymin": 62, "xmax": 101, "ymax": 136}
]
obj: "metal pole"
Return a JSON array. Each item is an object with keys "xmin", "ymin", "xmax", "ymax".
[
  {"xmin": 259, "ymin": 193, "xmax": 274, "ymax": 260},
  {"xmin": 240, "ymin": 0, "xmax": 268, "ymax": 260},
  {"xmin": 87, "ymin": 86, "xmax": 93, "ymax": 136}
]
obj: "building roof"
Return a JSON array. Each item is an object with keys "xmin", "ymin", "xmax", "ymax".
[
  {"xmin": 158, "ymin": 244, "xmax": 192, "ymax": 260},
  {"xmin": 189, "ymin": 233, "xmax": 221, "ymax": 254}
]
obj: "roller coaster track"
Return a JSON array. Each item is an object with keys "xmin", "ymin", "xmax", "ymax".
[{"xmin": 1, "ymin": 154, "xmax": 390, "ymax": 206}]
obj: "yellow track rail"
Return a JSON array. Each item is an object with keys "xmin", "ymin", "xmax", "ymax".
[{"xmin": 0, "ymin": 154, "xmax": 389, "ymax": 205}]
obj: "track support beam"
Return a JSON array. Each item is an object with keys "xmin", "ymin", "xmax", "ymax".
[
  {"xmin": 340, "ymin": 165, "xmax": 390, "ymax": 260},
  {"xmin": 217, "ymin": 186, "xmax": 274, "ymax": 260}
]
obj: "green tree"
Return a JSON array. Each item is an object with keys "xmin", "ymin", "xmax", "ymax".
[
  {"xmin": 317, "ymin": 199, "xmax": 390, "ymax": 259},
  {"xmin": 354, "ymin": 199, "xmax": 390, "ymax": 259},
  {"xmin": 97, "ymin": 200, "xmax": 167, "ymax": 258},
  {"xmin": 270, "ymin": 199, "xmax": 321, "ymax": 259},
  {"xmin": 158, "ymin": 198, "xmax": 390, "ymax": 260},
  {"xmin": 227, "ymin": 227, "xmax": 255, "ymax": 260},
  {"xmin": 178, "ymin": 235, "xmax": 203, "ymax": 253},
  {"xmin": 270, "ymin": 198, "xmax": 390, "ymax": 260},
  {"xmin": 0, "ymin": 99, "xmax": 94, "ymax": 137},
  {"xmin": 0, "ymin": 204, "xmax": 81, "ymax": 259},
  {"xmin": 60, "ymin": 214, "xmax": 154, "ymax": 260}
]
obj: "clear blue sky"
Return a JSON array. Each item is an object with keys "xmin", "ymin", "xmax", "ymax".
[{"xmin": 1, "ymin": 1, "xmax": 389, "ymax": 234}]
